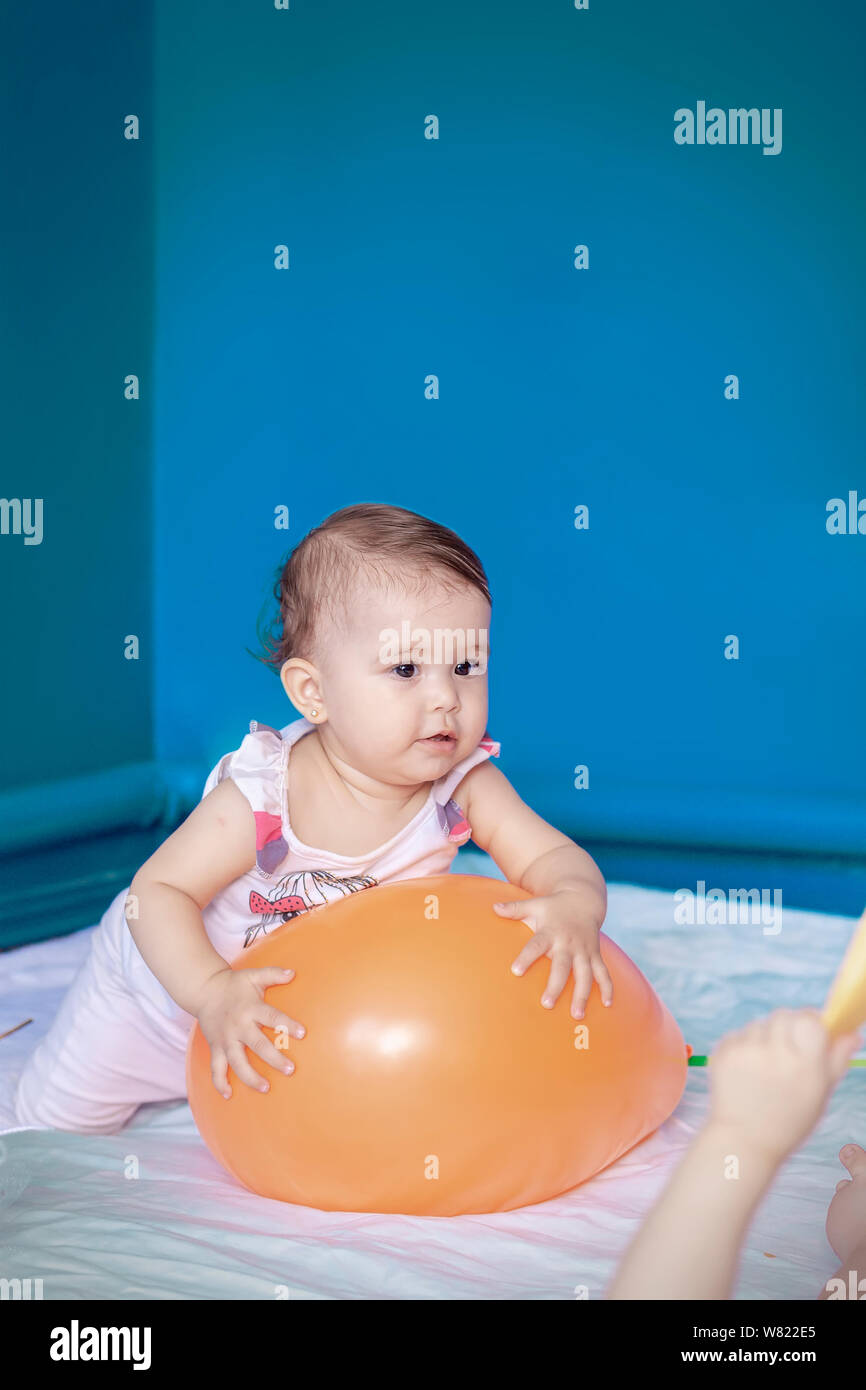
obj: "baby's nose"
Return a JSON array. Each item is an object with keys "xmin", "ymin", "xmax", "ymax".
[{"xmin": 428, "ymin": 682, "xmax": 460, "ymax": 711}]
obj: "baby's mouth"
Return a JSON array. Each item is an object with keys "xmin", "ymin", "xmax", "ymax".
[{"xmin": 418, "ymin": 733, "xmax": 457, "ymax": 748}]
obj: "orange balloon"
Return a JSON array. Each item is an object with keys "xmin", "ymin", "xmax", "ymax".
[{"xmin": 186, "ymin": 875, "xmax": 688, "ymax": 1215}]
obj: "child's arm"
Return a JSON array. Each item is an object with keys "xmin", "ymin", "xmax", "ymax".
[
  {"xmin": 456, "ymin": 761, "xmax": 606, "ymax": 916},
  {"xmin": 454, "ymin": 760, "xmax": 611, "ymax": 1016},
  {"xmin": 606, "ymin": 1011, "xmax": 860, "ymax": 1300},
  {"xmin": 606, "ymin": 1121, "xmax": 777, "ymax": 1299},
  {"xmin": 127, "ymin": 779, "xmax": 257, "ymax": 1013},
  {"xmin": 127, "ymin": 779, "xmax": 304, "ymax": 1096}
]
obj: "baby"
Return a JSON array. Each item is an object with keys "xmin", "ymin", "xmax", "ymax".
[{"xmin": 14, "ymin": 502, "xmax": 611, "ymax": 1132}]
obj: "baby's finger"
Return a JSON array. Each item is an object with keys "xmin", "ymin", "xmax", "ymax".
[
  {"xmin": 591, "ymin": 951, "xmax": 614, "ymax": 1006},
  {"xmin": 210, "ymin": 1046, "xmax": 231, "ymax": 1099},
  {"xmin": 244, "ymin": 1026, "xmax": 296, "ymax": 1076},
  {"xmin": 767, "ymin": 1008, "xmax": 804, "ymax": 1045},
  {"xmin": 493, "ymin": 897, "xmax": 544, "ymax": 924},
  {"xmin": 777, "ymin": 1008, "xmax": 824, "ymax": 1054},
  {"xmin": 569, "ymin": 955, "xmax": 595, "ymax": 1019},
  {"xmin": 540, "ymin": 950, "xmax": 574, "ymax": 1010},
  {"xmin": 226, "ymin": 1040, "xmax": 271, "ymax": 1094},
  {"xmin": 510, "ymin": 933, "xmax": 550, "ymax": 977},
  {"xmin": 250, "ymin": 966, "xmax": 295, "ymax": 992},
  {"xmin": 751, "ymin": 1013, "xmax": 776, "ymax": 1043},
  {"xmin": 253, "ymin": 1003, "xmax": 306, "ymax": 1042}
]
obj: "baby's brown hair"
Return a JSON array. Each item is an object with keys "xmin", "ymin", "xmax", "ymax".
[{"xmin": 252, "ymin": 503, "xmax": 492, "ymax": 674}]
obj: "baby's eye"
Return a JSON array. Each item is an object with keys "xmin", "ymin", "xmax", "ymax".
[
  {"xmin": 455, "ymin": 660, "xmax": 482, "ymax": 676},
  {"xmin": 391, "ymin": 663, "xmax": 417, "ymax": 679}
]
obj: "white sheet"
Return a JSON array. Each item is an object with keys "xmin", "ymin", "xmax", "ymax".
[{"xmin": 1, "ymin": 856, "xmax": 862, "ymax": 1300}]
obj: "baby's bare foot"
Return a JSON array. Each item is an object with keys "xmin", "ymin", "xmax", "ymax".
[{"xmin": 826, "ymin": 1143, "xmax": 866, "ymax": 1265}]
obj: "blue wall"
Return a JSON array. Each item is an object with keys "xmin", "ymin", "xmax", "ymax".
[
  {"xmin": 153, "ymin": 0, "xmax": 865, "ymax": 854},
  {"xmin": 1, "ymin": 3, "xmax": 153, "ymax": 790},
  {"xmin": 2, "ymin": 0, "xmax": 865, "ymax": 945}
]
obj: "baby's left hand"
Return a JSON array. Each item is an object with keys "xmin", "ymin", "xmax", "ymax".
[{"xmin": 492, "ymin": 890, "xmax": 613, "ymax": 1019}]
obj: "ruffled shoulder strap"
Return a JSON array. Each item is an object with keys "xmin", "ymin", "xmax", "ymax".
[
  {"xmin": 433, "ymin": 731, "xmax": 501, "ymax": 845},
  {"xmin": 209, "ymin": 720, "xmax": 290, "ymax": 874}
]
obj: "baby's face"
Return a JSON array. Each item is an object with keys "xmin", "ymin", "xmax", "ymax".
[{"xmin": 317, "ymin": 578, "xmax": 491, "ymax": 787}]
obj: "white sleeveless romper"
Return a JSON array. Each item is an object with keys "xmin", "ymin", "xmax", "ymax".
[{"xmin": 13, "ymin": 718, "xmax": 501, "ymax": 1134}]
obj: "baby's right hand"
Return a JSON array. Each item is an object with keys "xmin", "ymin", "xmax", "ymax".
[
  {"xmin": 196, "ymin": 966, "xmax": 305, "ymax": 1098},
  {"xmin": 707, "ymin": 1008, "xmax": 861, "ymax": 1165}
]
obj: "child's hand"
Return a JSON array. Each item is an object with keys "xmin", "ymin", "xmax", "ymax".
[
  {"xmin": 493, "ymin": 889, "xmax": 613, "ymax": 1018},
  {"xmin": 707, "ymin": 1008, "xmax": 861, "ymax": 1166},
  {"xmin": 196, "ymin": 966, "xmax": 306, "ymax": 1099}
]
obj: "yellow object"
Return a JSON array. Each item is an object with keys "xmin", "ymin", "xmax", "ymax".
[{"xmin": 823, "ymin": 907, "xmax": 866, "ymax": 1036}]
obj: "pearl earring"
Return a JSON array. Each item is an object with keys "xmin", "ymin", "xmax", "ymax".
[{"xmin": 310, "ymin": 708, "xmax": 318, "ymax": 719}]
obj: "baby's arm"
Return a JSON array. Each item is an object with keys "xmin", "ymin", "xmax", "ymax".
[
  {"xmin": 127, "ymin": 779, "xmax": 303, "ymax": 1095},
  {"xmin": 606, "ymin": 1011, "xmax": 860, "ymax": 1300},
  {"xmin": 127, "ymin": 779, "xmax": 257, "ymax": 1014},
  {"xmin": 457, "ymin": 761, "xmax": 606, "ymax": 915},
  {"xmin": 606, "ymin": 1120, "xmax": 777, "ymax": 1300},
  {"xmin": 455, "ymin": 761, "xmax": 611, "ymax": 1014}
]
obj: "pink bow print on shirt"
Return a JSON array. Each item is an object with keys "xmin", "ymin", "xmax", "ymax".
[{"xmin": 249, "ymin": 890, "xmax": 307, "ymax": 917}]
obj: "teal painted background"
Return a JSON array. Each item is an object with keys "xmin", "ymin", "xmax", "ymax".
[
  {"xmin": 1, "ymin": 4, "xmax": 153, "ymax": 789},
  {"xmin": 152, "ymin": 0, "xmax": 866, "ymax": 839},
  {"xmin": 1, "ymin": 1, "xmax": 865, "ymax": 943}
]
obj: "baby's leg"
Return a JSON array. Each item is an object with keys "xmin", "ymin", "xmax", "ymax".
[
  {"xmin": 13, "ymin": 894, "xmax": 192, "ymax": 1135},
  {"xmin": 819, "ymin": 1143, "xmax": 866, "ymax": 1299}
]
